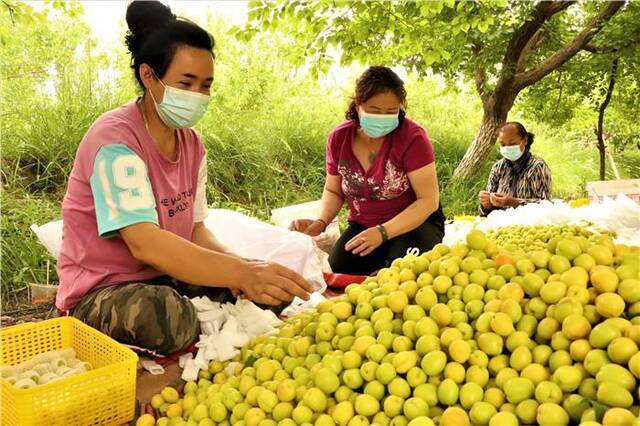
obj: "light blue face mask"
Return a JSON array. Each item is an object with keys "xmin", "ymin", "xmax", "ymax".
[
  {"xmin": 500, "ymin": 145, "xmax": 524, "ymax": 162},
  {"xmin": 150, "ymin": 77, "xmax": 211, "ymax": 129},
  {"xmin": 359, "ymin": 108, "xmax": 399, "ymax": 138}
]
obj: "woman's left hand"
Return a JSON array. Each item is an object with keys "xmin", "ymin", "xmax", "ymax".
[
  {"xmin": 491, "ymin": 193, "xmax": 520, "ymax": 208},
  {"xmin": 345, "ymin": 227, "xmax": 384, "ymax": 256}
]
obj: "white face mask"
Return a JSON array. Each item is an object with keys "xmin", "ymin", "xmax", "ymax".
[
  {"xmin": 358, "ymin": 107, "xmax": 400, "ymax": 138},
  {"xmin": 149, "ymin": 78, "xmax": 211, "ymax": 128},
  {"xmin": 500, "ymin": 145, "xmax": 524, "ymax": 161}
]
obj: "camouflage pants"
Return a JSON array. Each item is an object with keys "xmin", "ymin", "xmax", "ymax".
[
  {"xmin": 71, "ymin": 278, "xmax": 236, "ymax": 355},
  {"xmin": 72, "ymin": 277, "xmax": 288, "ymax": 355}
]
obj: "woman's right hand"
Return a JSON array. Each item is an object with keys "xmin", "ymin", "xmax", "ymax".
[
  {"xmin": 237, "ymin": 260, "xmax": 314, "ymax": 306},
  {"xmin": 289, "ymin": 219, "xmax": 326, "ymax": 237},
  {"xmin": 478, "ymin": 191, "xmax": 492, "ymax": 210}
]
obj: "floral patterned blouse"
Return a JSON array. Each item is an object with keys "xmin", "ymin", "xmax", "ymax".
[
  {"xmin": 481, "ymin": 152, "xmax": 552, "ymax": 215},
  {"xmin": 326, "ymin": 118, "xmax": 443, "ymax": 229}
]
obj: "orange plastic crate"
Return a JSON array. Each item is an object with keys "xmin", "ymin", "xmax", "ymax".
[{"xmin": 1, "ymin": 316, "xmax": 137, "ymax": 426}]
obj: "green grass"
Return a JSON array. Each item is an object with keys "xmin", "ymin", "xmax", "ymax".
[
  {"xmin": 615, "ymin": 149, "xmax": 640, "ymax": 179},
  {"xmin": 529, "ymin": 127, "xmax": 595, "ymax": 199},
  {"xmin": 1, "ymin": 191, "xmax": 61, "ymax": 305},
  {"xmin": 533, "ymin": 124, "xmax": 640, "ymax": 198},
  {"xmin": 2, "ymin": 10, "xmax": 637, "ymax": 300},
  {"xmin": 0, "ymin": 66, "xmax": 486, "ymax": 298}
]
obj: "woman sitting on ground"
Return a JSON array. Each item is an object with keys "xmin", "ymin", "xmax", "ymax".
[
  {"xmin": 478, "ymin": 121, "xmax": 552, "ymax": 216},
  {"xmin": 56, "ymin": 0, "xmax": 311, "ymax": 355},
  {"xmin": 291, "ymin": 66, "xmax": 445, "ymax": 275}
]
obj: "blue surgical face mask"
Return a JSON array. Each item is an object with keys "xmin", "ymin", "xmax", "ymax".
[
  {"xmin": 359, "ymin": 108, "xmax": 399, "ymax": 138},
  {"xmin": 500, "ymin": 145, "xmax": 524, "ymax": 162},
  {"xmin": 149, "ymin": 77, "xmax": 210, "ymax": 129}
]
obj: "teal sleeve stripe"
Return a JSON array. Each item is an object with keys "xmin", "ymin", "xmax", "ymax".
[{"xmin": 90, "ymin": 144, "xmax": 159, "ymax": 238}]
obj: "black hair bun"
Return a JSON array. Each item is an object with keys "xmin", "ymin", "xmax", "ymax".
[
  {"xmin": 125, "ymin": 1, "xmax": 175, "ymax": 55},
  {"xmin": 527, "ymin": 132, "xmax": 535, "ymax": 147}
]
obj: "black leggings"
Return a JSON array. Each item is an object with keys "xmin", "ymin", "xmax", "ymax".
[{"xmin": 329, "ymin": 219, "xmax": 444, "ymax": 275}]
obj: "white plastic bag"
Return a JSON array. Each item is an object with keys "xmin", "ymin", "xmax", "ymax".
[
  {"xmin": 474, "ymin": 194, "xmax": 640, "ymax": 246},
  {"xmin": 30, "ymin": 209, "xmax": 328, "ymax": 292},
  {"xmin": 281, "ymin": 291, "xmax": 327, "ymax": 318},
  {"xmin": 271, "ymin": 200, "xmax": 341, "ymax": 254},
  {"xmin": 203, "ymin": 209, "xmax": 327, "ymax": 293},
  {"xmin": 30, "ymin": 220, "xmax": 63, "ymax": 259}
]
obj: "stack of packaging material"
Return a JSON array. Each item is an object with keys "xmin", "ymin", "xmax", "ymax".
[
  {"xmin": 476, "ymin": 194, "xmax": 640, "ymax": 246},
  {"xmin": 180, "ymin": 296, "xmax": 282, "ymax": 381},
  {"xmin": 443, "ymin": 195, "xmax": 640, "ymax": 247}
]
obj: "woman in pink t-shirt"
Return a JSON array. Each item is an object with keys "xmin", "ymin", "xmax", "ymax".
[
  {"xmin": 58, "ymin": 1, "xmax": 311, "ymax": 355},
  {"xmin": 291, "ymin": 66, "xmax": 445, "ymax": 275}
]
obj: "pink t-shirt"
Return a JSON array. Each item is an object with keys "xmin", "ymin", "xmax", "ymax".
[
  {"xmin": 56, "ymin": 101, "xmax": 206, "ymax": 311},
  {"xmin": 326, "ymin": 118, "xmax": 435, "ymax": 228}
]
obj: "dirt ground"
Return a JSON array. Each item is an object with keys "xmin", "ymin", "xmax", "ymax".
[{"xmin": 0, "ymin": 297, "xmax": 59, "ymax": 327}]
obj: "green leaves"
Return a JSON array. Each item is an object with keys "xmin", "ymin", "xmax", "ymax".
[
  {"xmin": 233, "ymin": 0, "xmax": 637, "ymax": 168},
  {"xmin": 420, "ymin": 1, "xmax": 445, "ymax": 17},
  {"xmin": 481, "ymin": 0, "xmax": 509, "ymax": 9},
  {"xmin": 588, "ymin": 399, "xmax": 608, "ymax": 422},
  {"xmin": 477, "ymin": 16, "xmax": 494, "ymax": 33},
  {"xmin": 424, "ymin": 50, "xmax": 441, "ymax": 66}
]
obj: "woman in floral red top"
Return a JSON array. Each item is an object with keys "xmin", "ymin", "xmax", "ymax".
[{"xmin": 291, "ymin": 66, "xmax": 445, "ymax": 275}]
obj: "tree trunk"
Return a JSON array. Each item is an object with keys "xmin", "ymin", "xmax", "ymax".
[
  {"xmin": 451, "ymin": 1, "xmax": 622, "ymax": 182},
  {"xmin": 453, "ymin": 93, "xmax": 514, "ymax": 180},
  {"xmin": 596, "ymin": 57, "xmax": 618, "ymax": 180},
  {"xmin": 595, "ymin": 124, "xmax": 606, "ymax": 180}
]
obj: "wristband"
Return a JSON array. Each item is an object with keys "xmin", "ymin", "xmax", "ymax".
[
  {"xmin": 376, "ymin": 224, "xmax": 389, "ymax": 243},
  {"xmin": 316, "ymin": 219, "xmax": 328, "ymax": 231}
]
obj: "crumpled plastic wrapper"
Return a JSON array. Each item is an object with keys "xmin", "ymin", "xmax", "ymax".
[
  {"xmin": 181, "ymin": 296, "xmax": 284, "ymax": 381},
  {"xmin": 443, "ymin": 218, "xmax": 483, "ymax": 247},
  {"xmin": 281, "ymin": 291, "xmax": 326, "ymax": 318},
  {"xmin": 140, "ymin": 359, "xmax": 165, "ymax": 375},
  {"xmin": 178, "ymin": 353, "xmax": 193, "ymax": 369},
  {"xmin": 181, "ymin": 358, "xmax": 199, "ymax": 382}
]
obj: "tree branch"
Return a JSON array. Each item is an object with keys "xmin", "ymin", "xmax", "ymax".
[
  {"xmin": 583, "ymin": 44, "xmax": 612, "ymax": 53},
  {"xmin": 500, "ymin": 1, "xmax": 575, "ymax": 76},
  {"xmin": 2, "ymin": 0, "xmax": 19, "ymax": 24},
  {"xmin": 598, "ymin": 57, "xmax": 619, "ymax": 138},
  {"xmin": 383, "ymin": 2, "xmax": 414, "ymax": 30},
  {"xmin": 514, "ymin": 1, "xmax": 624, "ymax": 91},
  {"xmin": 472, "ymin": 43, "xmax": 489, "ymax": 104},
  {"xmin": 493, "ymin": 0, "xmax": 575, "ymax": 97},
  {"xmin": 516, "ymin": 30, "xmax": 545, "ymax": 73},
  {"xmin": 583, "ymin": 28, "xmax": 640, "ymax": 54},
  {"xmin": 596, "ymin": 57, "xmax": 618, "ymax": 180}
]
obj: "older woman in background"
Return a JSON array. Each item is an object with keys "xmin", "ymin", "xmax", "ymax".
[{"xmin": 479, "ymin": 122, "xmax": 552, "ymax": 215}]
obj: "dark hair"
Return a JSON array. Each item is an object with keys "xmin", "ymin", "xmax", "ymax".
[
  {"xmin": 345, "ymin": 66, "xmax": 407, "ymax": 126},
  {"xmin": 500, "ymin": 121, "xmax": 535, "ymax": 149},
  {"xmin": 125, "ymin": 1, "xmax": 215, "ymax": 89}
]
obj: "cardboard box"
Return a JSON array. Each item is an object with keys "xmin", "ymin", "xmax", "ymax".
[{"xmin": 586, "ymin": 179, "xmax": 640, "ymax": 203}]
